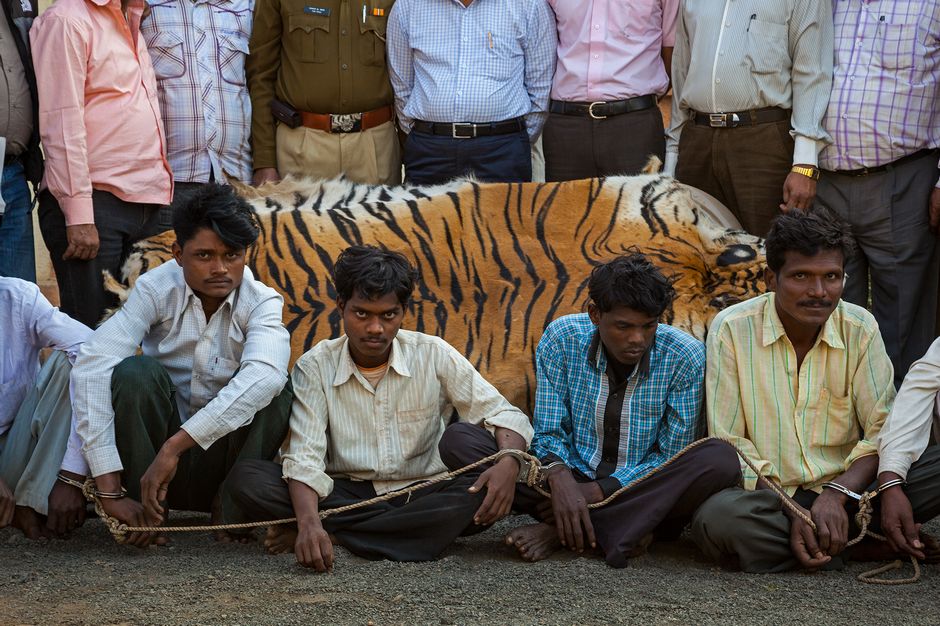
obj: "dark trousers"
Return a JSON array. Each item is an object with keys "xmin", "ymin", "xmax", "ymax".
[
  {"xmin": 0, "ymin": 161, "xmax": 35, "ymax": 281},
  {"xmin": 226, "ymin": 457, "xmax": 485, "ymax": 561},
  {"xmin": 111, "ymin": 355, "xmax": 292, "ymax": 521},
  {"xmin": 816, "ymin": 150, "xmax": 939, "ymax": 387},
  {"xmin": 675, "ymin": 119, "xmax": 793, "ymax": 237},
  {"xmin": 403, "ymin": 129, "xmax": 532, "ymax": 185},
  {"xmin": 692, "ymin": 446, "xmax": 940, "ymax": 573},
  {"xmin": 543, "ymin": 106, "xmax": 666, "ymax": 181},
  {"xmin": 38, "ymin": 189, "xmax": 170, "ymax": 328},
  {"xmin": 439, "ymin": 423, "xmax": 743, "ymax": 568}
]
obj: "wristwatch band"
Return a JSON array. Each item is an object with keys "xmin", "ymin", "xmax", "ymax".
[{"xmin": 791, "ymin": 165, "xmax": 820, "ymax": 180}]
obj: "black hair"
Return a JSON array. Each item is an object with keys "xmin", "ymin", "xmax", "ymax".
[
  {"xmin": 332, "ymin": 245, "xmax": 417, "ymax": 305},
  {"xmin": 588, "ymin": 251, "xmax": 675, "ymax": 317},
  {"xmin": 765, "ymin": 206, "xmax": 854, "ymax": 273},
  {"xmin": 172, "ymin": 183, "xmax": 260, "ymax": 249}
]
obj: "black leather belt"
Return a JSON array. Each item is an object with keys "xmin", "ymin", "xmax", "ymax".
[
  {"xmin": 691, "ymin": 106, "xmax": 790, "ymax": 128},
  {"xmin": 411, "ymin": 117, "xmax": 525, "ymax": 139},
  {"xmin": 549, "ymin": 94, "xmax": 658, "ymax": 119},
  {"xmin": 826, "ymin": 149, "xmax": 938, "ymax": 177}
]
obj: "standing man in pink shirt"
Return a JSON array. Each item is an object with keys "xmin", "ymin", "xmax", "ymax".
[
  {"xmin": 30, "ymin": 0, "xmax": 173, "ymax": 328},
  {"xmin": 542, "ymin": 0, "xmax": 678, "ymax": 181}
]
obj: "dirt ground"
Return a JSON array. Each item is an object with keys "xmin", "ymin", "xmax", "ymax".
[{"xmin": 1, "ymin": 513, "xmax": 938, "ymax": 626}]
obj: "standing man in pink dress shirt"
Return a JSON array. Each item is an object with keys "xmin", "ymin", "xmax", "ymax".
[
  {"xmin": 542, "ymin": 0, "xmax": 679, "ymax": 181},
  {"xmin": 30, "ymin": 0, "xmax": 173, "ymax": 328}
]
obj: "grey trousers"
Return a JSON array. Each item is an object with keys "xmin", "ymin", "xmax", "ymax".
[
  {"xmin": 816, "ymin": 150, "xmax": 940, "ymax": 387},
  {"xmin": 691, "ymin": 446, "xmax": 940, "ymax": 573},
  {"xmin": 0, "ymin": 351, "xmax": 73, "ymax": 516}
]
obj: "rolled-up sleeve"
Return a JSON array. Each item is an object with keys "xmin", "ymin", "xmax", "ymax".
[{"xmin": 280, "ymin": 354, "xmax": 334, "ymax": 498}]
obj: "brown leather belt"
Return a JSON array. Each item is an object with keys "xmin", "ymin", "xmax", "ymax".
[
  {"xmin": 691, "ymin": 106, "xmax": 790, "ymax": 128},
  {"xmin": 299, "ymin": 105, "xmax": 393, "ymax": 134},
  {"xmin": 826, "ymin": 149, "xmax": 938, "ymax": 177}
]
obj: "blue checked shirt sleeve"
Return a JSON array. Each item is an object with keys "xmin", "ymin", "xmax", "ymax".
[
  {"xmin": 387, "ymin": 0, "xmax": 415, "ymax": 133},
  {"xmin": 522, "ymin": 0, "xmax": 555, "ymax": 141},
  {"xmin": 608, "ymin": 346, "xmax": 705, "ymax": 488},
  {"xmin": 531, "ymin": 329, "xmax": 574, "ymax": 465}
]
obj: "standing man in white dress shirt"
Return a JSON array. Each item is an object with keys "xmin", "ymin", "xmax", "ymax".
[
  {"xmin": 227, "ymin": 245, "xmax": 533, "ymax": 571},
  {"xmin": 71, "ymin": 184, "xmax": 292, "ymax": 546},
  {"xmin": 0, "ymin": 277, "xmax": 93, "ymax": 539},
  {"xmin": 666, "ymin": 0, "xmax": 833, "ymax": 236}
]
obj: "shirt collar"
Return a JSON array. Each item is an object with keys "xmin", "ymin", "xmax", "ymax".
[
  {"xmin": 761, "ymin": 293, "xmax": 845, "ymax": 350},
  {"xmin": 183, "ymin": 281, "xmax": 238, "ymax": 314},
  {"xmin": 333, "ymin": 334, "xmax": 411, "ymax": 387},
  {"xmin": 586, "ymin": 330, "xmax": 654, "ymax": 379}
]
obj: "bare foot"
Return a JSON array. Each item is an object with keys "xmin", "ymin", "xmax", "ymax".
[
  {"xmin": 920, "ymin": 532, "xmax": 940, "ymax": 564},
  {"xmin": 624, "ymin": 533, "xmax": 654, "ymax": 558},
  {"xmin": 505, "ymin": 523, "xmax": 561, "ymax": 562},
  {"xmin": 11, "ymin": 506, "xmax": 51, "ymax": 540},
  {"xmin": 264, "ymin": 525, "xmax": 298, "ymax": 554},
  {"xmin": 209, "ymin": 494, "xmax": 254, "ymax": 544}
]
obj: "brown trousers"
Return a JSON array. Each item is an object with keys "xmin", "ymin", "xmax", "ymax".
[
  {"xmin": 675, "ymin": 119, "xmax": 793, "ymax": 237},
  {"xmin": 542, "ymin": 106, "xmax": 666, "ymax": 181}
]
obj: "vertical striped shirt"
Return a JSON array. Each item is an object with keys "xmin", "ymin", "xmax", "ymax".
[
  {"xmin": 72, "ymin": 262, "xmax": 291, "ymax": 477},
  {"xmin": 386, "ymin": 0, "xmax": 556, "ymax": 141},
  {"xmin": 706, "ymin": 293, "xmax": 895, "ymax": 495},
  {"xmin": 531, "ymin": 314, "xmax": 706, "ymax": 489},
  {"xmin": 666, "ymin": 0, "xmax": 833, "ymax": 170},
  {"xmin": 141, "ymin": 0, "xmax": 254, "ymax": 184},
  {"xmin": 818, "ymin": 0, "xmax": 940, "ymax": 172},
  {"xmin": 281, "ymin": 329, "xmax": 533, "ymax": 498}
]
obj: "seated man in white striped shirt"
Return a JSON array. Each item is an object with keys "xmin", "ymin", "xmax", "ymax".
[
  {"xmin": 227, "ymin": 245, "xmax": 533, "ymax": 571},
  {"xmin": 71, "ymin": 184, "xmax": 292, "ymax": 547}
]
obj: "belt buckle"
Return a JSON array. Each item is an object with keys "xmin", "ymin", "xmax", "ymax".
[
  {"xmin": 330, "ymin": 113, "xmax": 363, "ymax": 133},
  {"xmin": 452, "ymin": 122, "xmax": 476, "ymax": 139},
  {"xmin": 588, "ymin": 101, "xmax": 607, "ymax": 120},
  {"xmin": 708, "ymin": 113, "xmax": 740, "ymax": 128}
]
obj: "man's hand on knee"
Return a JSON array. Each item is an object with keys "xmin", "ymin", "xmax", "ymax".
[
  {"xmin": 0, "ymin": 478, "xmax": 13, "ymax": 527},
  {"xmin": 295, "ymin": 520, "xmax": 334, "ymax": 572},
  {"xmin": 468, "ymin": 456, "xmax": 518, "ymax": 526},
  {"xmin": 46, "ymin": 471, "xmax": 87, "ymax": 536},
  {"xmin": 880, "ymin": 483, "xmax": 925, "ymax": 560}
]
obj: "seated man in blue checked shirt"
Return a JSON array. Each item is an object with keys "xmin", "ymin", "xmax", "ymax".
[
  {"xmin": 71, "ymin": 184, "xmax": 292, "ymax": 547},
  {"xmin": 386, "ymin": 0, "xmax": 556, "ymax": 184},
  {"xmin": 444, "ymin": 252, "xmax": 741, "ymax": 567}
]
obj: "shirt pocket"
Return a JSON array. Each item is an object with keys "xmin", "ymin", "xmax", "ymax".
[
  {"xmin": 396, "ymin": 405, "xmax": 440, "ymax": 461},
  {"xmin": 219, "ymin": 30, "xmax": 250, "ymax": 85},
  {"xmin": 146, "ymin": 29, "xmax": 186, "ymax": 80},
  {"xmin": 809, "ymin": 388, "xmax": 858, "ymax": 448},
  {"xmin": 866, "ymin": 14, "xmax": 918, "ymax": 71},
  {"xmin": 745, "ymin": 19, "xmax": 790, "ymax": 74},
  {"xmin": 289, "ymin": 13, "xmax": 331, "ymax": 63},
  {"xmin": 358, "ymin": 0, "xmax": 393, "ymax": 67}
]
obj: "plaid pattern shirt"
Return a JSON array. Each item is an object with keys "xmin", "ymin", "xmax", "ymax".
[
  {"xmin": 386, "ymin": 0, "xmax": 556, "ymax": 141},
  {"xmin": 532, "ymin": 314, "xmax": 706, "ymax": 488},
  {"xmin": 818, "ymin": 0, "xmax": 940, "ymax": 172},
  {"xmin": 141, "ymin": 0, "xmax": 253, "ymax": 184}
]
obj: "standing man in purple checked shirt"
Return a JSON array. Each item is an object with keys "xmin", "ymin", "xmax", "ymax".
[
  {"xmin": 542, "ymin": 0, "xmax": 679, "ymax": 181},
  {"xmin": 815, "ymin": 1, "xmax": 940, "ymax": 388}
]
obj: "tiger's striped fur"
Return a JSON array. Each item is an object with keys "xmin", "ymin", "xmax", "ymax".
[{"xmin": 108, "ymin": 172, "xmax": 765, "ymax": 411}]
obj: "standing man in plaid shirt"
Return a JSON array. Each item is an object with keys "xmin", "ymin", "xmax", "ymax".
[
  {"xmin": 815, "ymin": 1, "xmax": 940, "ymax": 388},
  {"xmin": 142, "ymin": 0, "xmax": 254, "ymax": 212},
  {"xmin": 386, "ymin": 0, "xmax": 555, "ymax": 184},
  {"xmin": 445, "ymin": 253, "xmax": 741, "ymax": 567}
]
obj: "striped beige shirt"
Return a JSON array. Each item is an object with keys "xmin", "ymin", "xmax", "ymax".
[
  {"xmin": 706, "ymin": 293, "xmax": 894, "ymax": 495},
  {"xmin": 281, "ymin": 329, "xmax": 534, "ymax": 498},
  {"xmin": 665, "ymin": 0, "xmax": 833, "ymax": 171}
]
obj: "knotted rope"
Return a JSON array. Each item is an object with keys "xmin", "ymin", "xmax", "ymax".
[{"xmin": 82, "ymin": 437, "xmax": 921, "ymax": 583}]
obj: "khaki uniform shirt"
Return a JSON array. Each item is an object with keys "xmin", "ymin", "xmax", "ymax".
[
  {"xmin": 247, "ymin": 0, "xmax": 395, "ymax": 169},
  {"xmin": 0, "ymin": 11, "xmax": 32, "ymax": 156}
]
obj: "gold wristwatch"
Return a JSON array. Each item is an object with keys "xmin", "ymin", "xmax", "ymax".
[{"xmin": 791, "ymin": 165, "xmax": 820, "ymax": 180}]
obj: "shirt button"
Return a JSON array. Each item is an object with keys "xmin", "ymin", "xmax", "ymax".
[
  {"xmin": 341, "ymin": 29, "xmax": 347, "ymax": 35},
  {"xmin": 725, "ymin": 21, "xmax": 730, "ymax": 27},
  {"xmin": 456, "ymin": 90, "xmax": 462, "ymax": 95},
  {"xmin": 593, "ymin": 54, "xmax": 599, "ymax": 59},
  {"xmin": 593, "ymin": 24, "xmax": 599, "ymax": 29},
  {"xmin": 341, "ymin": 63, "xmax": 348, "ymax": 70},
  {"xmin": 719, "ymin": 50, "xmax": 725, "ymax": 55}
]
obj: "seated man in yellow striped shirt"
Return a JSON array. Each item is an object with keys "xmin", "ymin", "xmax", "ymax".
[
  {"xmin": 692, "ymin": 207, "xmax": 910, "ymax": 572},
  {"xmin": 226, "ymin": 245, "xmax": 533, "ymax": 571}
]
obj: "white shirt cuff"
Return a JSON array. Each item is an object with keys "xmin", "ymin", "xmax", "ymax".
[
  {"xmin": 663, "ymin": 151, "xmax": 679, "ymax": 177},
  {"xmin": 792, "ymin": 136, "xmax": 821, "ymax": 167}
]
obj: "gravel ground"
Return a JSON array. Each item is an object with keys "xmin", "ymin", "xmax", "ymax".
[{"xmin": 2, "ymin": 514, "xmax": 938, "ymax": 626}]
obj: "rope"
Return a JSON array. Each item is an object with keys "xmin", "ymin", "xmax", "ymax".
[{"xmin": 82, "ymin": 438, "xmax": 922, "ymax": 583}]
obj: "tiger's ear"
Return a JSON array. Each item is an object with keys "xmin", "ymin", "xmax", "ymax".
[{"xmin": 641, "ymin": 156, "xmax": 663, "ymax": 175}]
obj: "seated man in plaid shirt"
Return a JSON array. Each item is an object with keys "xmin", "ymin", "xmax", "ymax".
[{"xmin": 442, "ymin": 252, "xmax": 741, "ymax": 567}]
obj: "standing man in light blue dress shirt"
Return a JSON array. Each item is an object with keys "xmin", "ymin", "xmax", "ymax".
[{"xmin": 386, "ymin": 0, "xmax": 556, "ymax": 185}]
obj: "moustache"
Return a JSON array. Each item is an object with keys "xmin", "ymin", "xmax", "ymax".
[{"xmin": 797, "ymin": 300, "xmax": 833, "ymax": 308}]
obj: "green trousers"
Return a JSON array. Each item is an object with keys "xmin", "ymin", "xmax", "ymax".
[
  {"xmin": 691, "ymin": 446, "xmax": 940, "ymax": 572},
  {"xmin": 111, "ymin": 355, "xmax": 292, "ymax": 520},
  {"xmin": 0, "ymin": 351, "xmax": 73, "ymax": 516}
]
